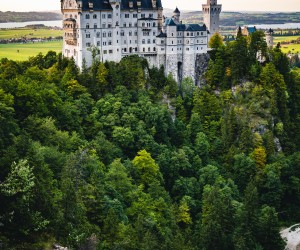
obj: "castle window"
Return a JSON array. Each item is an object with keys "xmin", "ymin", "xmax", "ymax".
[
  {"xmin": 86, "ymin": 14, "xmax": 90, "ymax": 19},
  {"xmin": 108, "ymin": 41, "xmax": 112, "ymax": 45},
  {"xmin": 201, "ymin": 32, "xmax": 203, "ymax": 35},
  {"xmin": 153, "ymin": 32, "xmax": 156, "ymax": 36},
  {"xmin": 86, "ymin": 24, "xmax": 90, "ymax": 29},
  {"xmin": 96, "ymin": 32, "xmax": 100, "ymax": 38},
  {"xmin": 94, "ymin": 24, "xmax": 97, "ymax": 29},
  {"xmin": 103, "ymin": 50, "xmax": 107, "ymax": 54},
  {"xmin": 142, "ymin": 23, "xmax": 145, "ymax": 27},
  {"xmin": 102, "ymin": 23, "xmax": 106, "ymax": 28},
  {"xmin": 172, "ymin": 41, "xmax": 173, "ymax": 44},
  {"xmin": 109, "ymin": 50, "xmax": 113, "ymax": 53},
  {"xmin": 153, "ymin": 23, "xmax": 156, "ymax": 27},
  {"xmin": 102, "ymin": 14, "xmax": 106, "ymax": 18},
  {"xmin": 108, "ymin": 14, "xmax": 112, "ymax": 18},
  {"xmin": 97, "ymin": 41, "xmax": 100, "ymax": 46},
  {"xmin": 134, "ymin": 31, "xmax": 138, "ymax": 36},
  {"xmin": 124, "ymin": 48, "xmax": 127, "ymax": 52},
  {"xmin": 108, "ymin": 24, "xmax": 112, "ymax": 28},
  {"xmin": 129, "ymin": 23, "xmax": 132, "ymax": 27},
  {"xmin": 186, "ymin": 48, "xmax": 189, "ymax": 51},
  {"xmin": 103, "ymin": 32, "xmax": 106, "ymax": 37},
  {"xmin": 149, "ymin": 14, "xmax": 153, "ymax": 18},
  {"xmin": 161, "ymin": 40, "xmax": 164, "ymax": 44},
  {"xmin": 191, "ymin": 32, "xmax": 194, "ymax": 36},
  {"xmin": 133, "ymin": 14, "xmax": 137, "ymax": 18},
  {"xmin": 153, "ymin": 47, "xmax": 156, "ymax": 51},
  {"xmin": 147, "ymin": 39, "xmax": 151, "ymax": 44},
  {"xmin": 153, "ymin": 39, "xmax": 155, "ymax": 43},
  {"xmin": 125, "ymin": 14, "xmax": 129, "ymax": 18},
  {"xmin": 148, "ymin": 47, "xmax": 151, "ymax": 52},
  {"xmin": 143, "ymin": 48, "xmax": 145, "ymax": 52},
  {"xmin": 124, "ymin": 23, "xmax": 127, "ymax": 27},
  {"xmin": 142, "ymin": 39, "xmax": 145, "ymax": 44},
  {"xmin": 135, "ymin": 23, "xmax": 138, "ymax": 27},
  {"xmin": 121, "ymin": 31, "xmax": 124, "ymax": 36},
  {"xmin": 108, "ymin": 32, "xmax": 112, "ymax": 37},
  {"xmin": 172, "ymin": 33, "xmax": 174, "ymax": 36},
  {"xmin": 116, "ymin": 21, "xmax": 119, "ymax": 26},
  {"xmin": 129, "ymin": 31, "xmax": 132, "ymax": 36},
  {"xmin": 172, "ymin": 48, "xmax": 173, "ymax": 51},
  {"xmin": 86, "ymin": 42, "xmax": 91, "ymax": 47},
  {"xmin": 93, "ymin": 14, "xmax": 97, "ymax": 19},
  {"xmin": 187, "ymin": 33, "xmax": 189, "ymax": 36},
  {"xmin": 141, "ymin": 14, "xmax": 145, "ymax": 18}
]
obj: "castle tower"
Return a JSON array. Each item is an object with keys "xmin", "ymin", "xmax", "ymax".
[
  {"xmin": 202, "ymin": 0, "xmax": 222, "ymax": 36},
  {"xmin": 173, "ymin": 7, "xmax": 180, "ymax": 24},
  {"xmin": 265, "ymin": 28, "xmax": 274, "ymax": 48}
]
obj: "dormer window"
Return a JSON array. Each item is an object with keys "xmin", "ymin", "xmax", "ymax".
[{"xmin": 89, "ymin": 2, "xmax": 93, "ymax": 8}]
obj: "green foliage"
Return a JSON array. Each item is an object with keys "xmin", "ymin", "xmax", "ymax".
[{"xmin": 0, "ymin": 49, "xmax": 299, "ymax": 249}]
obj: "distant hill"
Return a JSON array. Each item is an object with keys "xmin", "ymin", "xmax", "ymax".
[
  {"xmin": 164, "ymin": 9, "xmax": 300, "ymax": 26},
  {"xmin": 0, "ymin": 11, "xmax": 62, "ymax": 23}
]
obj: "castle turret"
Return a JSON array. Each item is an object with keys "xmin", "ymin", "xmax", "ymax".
[
  {"xmin": 173, "ymin": 7, "xmax": 180, "ymax": 24},
  {"xmin": 202, "ymin": 0, "xmax": 222, "ymax": 36},
  {"xmin": 266, "ymin": 28, "xmax": 274, "ymax": 48}
]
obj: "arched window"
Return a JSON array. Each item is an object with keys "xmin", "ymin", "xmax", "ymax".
[
  {"xmin": 86, "ymin": 24, "xmax": 90, "ymax": 29},
  {"xmin": 96, "ymin": 32, "xmax": 100, "ymax": 38},
  {"xmin": 103, "ymin": 32, "xmax": 106, "ymax": 37},
  {"xmin": 86, "ymin": 14, "xmax": 90, "ymax": 19},
  {"xmin": 93, "ymin": 14, "xmax": 97, "ymax": 19},
  {"xmin": 142, "ymin": 23, "xmax": 145, "ymax": 27}
]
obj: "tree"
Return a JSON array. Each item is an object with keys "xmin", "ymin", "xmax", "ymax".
[
  {"xmin": 132, "ymin": 150, "xmax": 162, "ymax": 187},
  {"xmin": 257, "ymin": 206, "xmax": 285, "ymax": 250}
]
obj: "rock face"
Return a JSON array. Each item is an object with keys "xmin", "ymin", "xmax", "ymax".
[
  {"xmin": 281, "ymin": 224, "xmax": 300, "ymax": 250},
  {"xmin": 195, "ymin": 53, "xmax": 210, "ymax": 87}
]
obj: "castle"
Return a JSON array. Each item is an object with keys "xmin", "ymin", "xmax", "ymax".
[{"xmin": 61, "ymin": 0, "xmax": 222, "ymax": 83}]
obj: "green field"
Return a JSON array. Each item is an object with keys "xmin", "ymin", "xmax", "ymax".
[
  {"xmin": 0, "ymin": 41, "xmax": 63, "ymax": 61},
  {"xmin": 274, "ymin": 36, "xmax": 300, "ymax": 54},
  {"xmin": 0, "ymin": 28, "xmax": 62, "ymax": 40}
]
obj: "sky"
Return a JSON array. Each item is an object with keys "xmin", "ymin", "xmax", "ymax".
[{"xmin": 0, "ymin": 0, "xmax": 300, "ymax": 12}]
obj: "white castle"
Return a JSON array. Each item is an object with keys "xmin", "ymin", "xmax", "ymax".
[{"xmin": 61, "ymin": 0, "xmax": 222, "ymax": 82}]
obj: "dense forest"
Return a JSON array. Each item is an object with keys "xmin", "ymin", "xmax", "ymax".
[{"xmin": 0, "ymin": 30, "xmax": 300, "ymax": 250}]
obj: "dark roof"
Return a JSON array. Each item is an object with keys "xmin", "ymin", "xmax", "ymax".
[
  {"xmin": 165, "ymin": 18, "xmax": 177, "ymax": 26},
  {"xmin": 157, "ymin": 31, "xmax": 167, "ymax": 37},
  {"xmin": 121, "ymin": 0, "xmax": 162, "ymax": 10},
  {"xmin": 174, "ymin": 7, "xmax": 180, "ymax": 13},
  {"xmin": 64, "ymin": 18, "xmax": 76, "ymax": 22},
  {"xmin": 79, "ymin": 0, "xmax": 162, "ymax": 11},
  {"xmin": 80, "ymin": 0, "xmax": 113, "ymax": 11},
  {"xmin": 138, "ymin": 17, "xmax": 157, "ymax": 20},
  {"xmin": 177, "ymin": 24, "xmax": 207, "ymax": 32},
  {"xmin": 247, "ymin": 26, "xmax": 257, "ymax": 33}
]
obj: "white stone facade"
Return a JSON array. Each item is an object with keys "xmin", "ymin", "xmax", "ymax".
[{"xmin": 61, "ymin": 0, "xmax": 222, "ymax": 82}]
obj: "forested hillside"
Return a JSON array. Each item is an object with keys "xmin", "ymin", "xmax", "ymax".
[
  {"xmin": 0, "ymin": 31, "xmax": 300, "ymax": 249},
  {"xmin": 0, "ymin": 11, "xmax": 61, "ymax": 23}
]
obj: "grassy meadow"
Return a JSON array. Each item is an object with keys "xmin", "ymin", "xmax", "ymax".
[
  {"xmin": 0, "ymin": 41, "xmax": 63, "ymax": 61},
  {"xmin": 0, "ymin": 28, "xmax": 62, "ymax": 40},
  {"xmin": 274, "ymin": 35, "xmax": 300, "ymax": 54},
  {"xmin": 0, "ymin": 28, "xmax": 63, "ymax": 60}
]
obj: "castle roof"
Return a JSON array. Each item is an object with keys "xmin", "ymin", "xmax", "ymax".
[
  {"xmin": 174, "ymin": 7, "xmax": 180, "ymax": 13},
  {"xmin": 177, "ymin": 24, "xmax": 207, "ymax": 32},
  {"xmin": 157, "ymin": 31, "xmax": 167, "ymax": 37},
  {"xmin": 165, "ymin": 18, "xmax": 177, "ymax": 26},
  {"xmin": 246, "ymin": 26, "xmax": 257, "ymax": 34},
  {"xmin": 78, "ymin": 0, "xmax": 162, "ymax": 11}
]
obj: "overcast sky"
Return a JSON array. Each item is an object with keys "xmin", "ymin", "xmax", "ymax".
[{"xmin": 1, "ymin": 0, "xmax": 300, "ymax": 12}]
